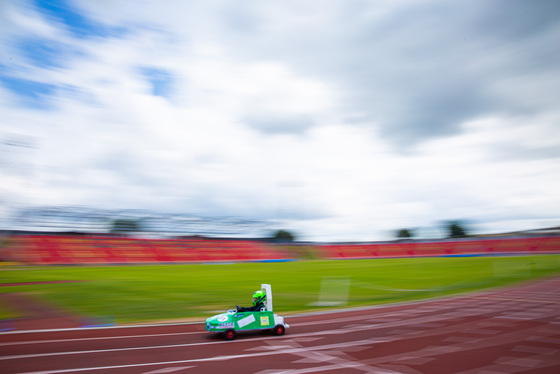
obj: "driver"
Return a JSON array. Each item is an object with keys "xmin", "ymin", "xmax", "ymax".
[{"xmin": 237, "ymin": 290, "xmax": 266, "ymax": 312}]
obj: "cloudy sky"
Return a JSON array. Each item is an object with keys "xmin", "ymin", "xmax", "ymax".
[{"xmin": 1, "ymin": 0, "xmax": 559, "ymax": 241}]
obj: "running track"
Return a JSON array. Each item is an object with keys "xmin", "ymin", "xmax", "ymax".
[{"xmin": 1, "ymin": 277, "xmax": 559, "ymax": 374}]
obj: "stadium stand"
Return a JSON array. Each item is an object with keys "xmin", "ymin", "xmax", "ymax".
[
  {"xmin": 317, "ymin": 236, "xmax": 560, "ymax": 259},
  {"xmin": 1, "ymin": 234, "xmax": 558, "ymax": 265},
  {"xmin": 2, "ymin": 235, "xmax": 289, "ymax": 265}
]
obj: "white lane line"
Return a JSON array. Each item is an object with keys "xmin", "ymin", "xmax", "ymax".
[
  {"xmin": 5, "ymin": 284, "xmax": 556, "ymax": 359},
  {"xmin": 468, "ymin": 295, "xmax": 560, "ymax": 304},
  {"xmin": 7, "ymin": 297, "xmax": 544, "ymax": 362},
  {"xmin": 1, "ymin": 323, "xmax": 389, "ymax": 361},
  {"xmin": 0, "ymin": 308, "xmax": 407, "ymax": 347},
  {"xmin": 0, "ymin": 294, "xmax": 465, "ymax": 338},
  {"xmin": 141, "ymin": 366, "xmax": 195, "ymax": 374},
  {"xmin": 256, "ymin": 363, "xmax": 365, "ymax": 374},
  {"xmin": 0, "ymin": 321, "xmax": 201, "ymax": 335},
  {"xmin": 5, "ymin": 278, "xmax": 558, "ymax": 337},
  {"xmin": 0, "ymin": 331, "xmax": 205, "ymax": 347},
  {"xmin": 256, "ymin": 339, "xmax": 404, "ymax": 374},
  {"xmin": 1, "ymin": 302, "xmax": 510, "ymax": 362},
  {"xmin": 0, "ymin": 339, "xmax": 232, "ymax": 361},
  {"xmin": 1, "ymin": 314, "xmax": 376, "ymax": 346},
  {"xmin": 255, "ymin": 363, "xmax": 402, "ymax": 374},
  {"xmin": 255, "ymin": 361, "xmax": 403, "ymax": 374},
  {"xmin": 0, "ymin": 316, "xmax": 363, "ymax": 348},
  {"xmin": 19, "ymin": 337, "xmax": 390, "ymax": 374}
]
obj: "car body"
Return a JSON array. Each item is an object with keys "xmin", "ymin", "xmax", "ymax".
[{"xmin": 205, "ymin": 284, "xmax": 289, "ymax": 340}]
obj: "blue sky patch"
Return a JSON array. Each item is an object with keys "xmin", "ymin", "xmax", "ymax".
[
  {"xmin": 140, "ymin": 67, "xmax": 175, "ymax": 98},
  {"xmin": 36, "ymin": 0, "xmax": 127, "ymax": 39},
  {"xmin": 16, "ymin": 37, "xmax": 84, "ymax": 68},
  {"xmin": 0, "ymin": 76, "xmax": 57, "ymax": 109}
]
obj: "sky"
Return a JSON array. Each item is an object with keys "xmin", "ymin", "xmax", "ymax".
[{"xmin": 0, "ymin": 0, "xmax": 559, "ymax": 241}]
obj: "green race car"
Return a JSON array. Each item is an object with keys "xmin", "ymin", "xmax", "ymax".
[{"xmin": 205, "ymin": 284, "xmax": 290, "ymax": 340}]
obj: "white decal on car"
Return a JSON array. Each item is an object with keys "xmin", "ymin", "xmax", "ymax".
[{"xmin": 237, "ymin": 314, "xmax": 256, "ymax": 328}]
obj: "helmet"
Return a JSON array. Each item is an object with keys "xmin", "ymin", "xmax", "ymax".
[{"xmin": 252, "ymin": 290, "xmax": 266, "ymax": 306}]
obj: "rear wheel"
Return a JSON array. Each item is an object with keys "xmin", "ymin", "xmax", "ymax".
[
  {"xmin": 224, "ymin": 329, "xmax": 236, "ymax": 340},
  {"xmin": 273, "ymin": 324, "xmax": 285, "ymax": 336}
]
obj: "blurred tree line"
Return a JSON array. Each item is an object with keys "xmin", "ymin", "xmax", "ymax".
[
  {"xmin": 395, "ymin": 221, "xmax": 469, "ymax": 239},
  {"xmin": 272, "ymin": 229, "xmax": 295, "ymax": 242},
  {"xmin": 110, "ymin": 219, "xmax": 142, "ymax": 233}
]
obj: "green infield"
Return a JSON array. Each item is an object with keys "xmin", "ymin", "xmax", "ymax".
[{"xmin": 1, "ymin": 255, "xmax": 559, "ymax": 324}]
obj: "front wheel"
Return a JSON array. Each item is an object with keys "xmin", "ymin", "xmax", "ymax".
[
  {"xmin": 273, "ymin": 325, "xmax": 285, "ymax": 336},
  {"xmin": 224, "ymin": 329, "xmax": 236, "ymax": 340}
]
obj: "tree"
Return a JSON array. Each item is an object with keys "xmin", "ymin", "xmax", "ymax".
[
  {"xmin": 396, "ymin": 228, "xmax": 413, "ymax": 239},
  {"xmin": 272, "ymin": 229, "xmax": 295, "ymax": 242},
  {"xmin": 447, "ymin": 221, "xmax": 468, "ymax": 238},
  {"xmin": 110, "ymin": 219, "xmax": 142, "ymax": 233}
]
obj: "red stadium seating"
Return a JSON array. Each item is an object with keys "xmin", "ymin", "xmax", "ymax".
[
  {"xmin": 5, "ymin": 235, "xmax": 288, "ymax": 265},
  {"xmin": 317, "ymin": 237, "xmax": 560, "ymax": 260},
  {"xmin": 2, "ymin": 235, "xmax": 558, "ymax": 265}
]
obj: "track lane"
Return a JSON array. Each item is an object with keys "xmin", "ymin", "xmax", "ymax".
[{"xmin": 1, "ymin": 277, "xmax": 559, "ymax": 373}]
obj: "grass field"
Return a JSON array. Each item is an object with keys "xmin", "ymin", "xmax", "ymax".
[{"xmin": 1, "ymin": 255, "xmax": 560, "ymax": 323}]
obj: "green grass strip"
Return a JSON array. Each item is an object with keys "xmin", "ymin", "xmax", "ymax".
[{"xmin": 1, "ymin": 255, "xmax": 559, "ymax": 324}]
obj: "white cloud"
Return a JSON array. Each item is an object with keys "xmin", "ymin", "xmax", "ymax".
[{"xmin": 0, "ymin": 0, "xmax": 559, "ymax": 241}]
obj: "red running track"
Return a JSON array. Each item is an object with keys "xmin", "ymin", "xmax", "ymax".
[{"xmin": 1, "ymin": 277, "xmax": 559, "ymax": 374}]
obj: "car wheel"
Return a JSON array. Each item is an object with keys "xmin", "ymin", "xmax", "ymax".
[
  {"xmin": 224, "ymin": 329, "xmax": 236, "ymax": 340},
  {"xmin": 273, "ymin": 325, "xmax": 285, "ymax": 336}
]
